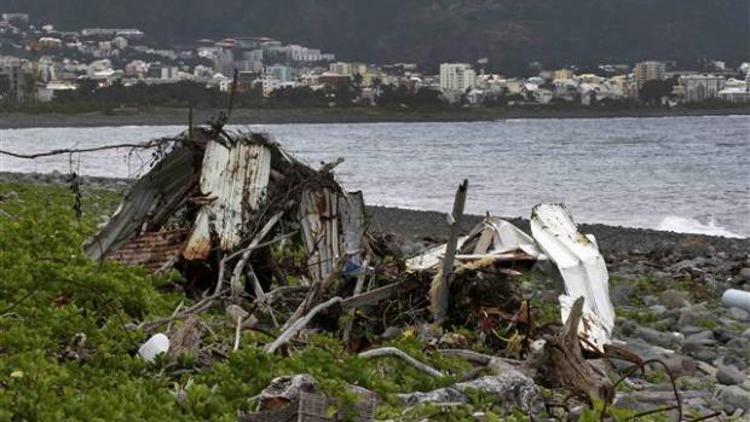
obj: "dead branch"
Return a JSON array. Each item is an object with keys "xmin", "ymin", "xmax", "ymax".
[
  {"xmin": 281, "ymin": 256, "xmax": 345, "ymax": 331},
  {"xmin": 229, "ymin": 212, "xmax": 284, "ymax": 295},
  {"xmin": 358, "ymin": 347, "xmax": 445, "ymax": 378},
  {"xmin": 264, "ymin": 296, "xmax": 343, "ymax": 354},
  {"xmin": 342, "ymin": 258, "xmax": 369, "ymax": 344},
  {"xmin": 438, "ymin": 349, "xmax": 494, "ymax": 366},
  {"xmin": 0, "ymin": 137, "xmax": 179, "ymax": 159},
  {"xmin": 430, "ymin": 179, "xmax": 468, "ymax": 322}
]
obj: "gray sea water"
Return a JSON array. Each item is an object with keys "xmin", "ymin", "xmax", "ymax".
[{"xmin": 1, "ymin": 115, "xmax": 748, "ymax": 237}]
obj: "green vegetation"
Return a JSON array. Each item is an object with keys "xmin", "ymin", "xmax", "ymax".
[{"xmin": 0, "ymin": 183, "xmax": 512, "ymax": 420}]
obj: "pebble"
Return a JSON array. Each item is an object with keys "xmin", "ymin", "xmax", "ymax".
[
  {"xmin": 684, "ymin": 330, "xmax": 717, "ymax": 346},
  {"xmin": 660, "ymin": 289, "xmax": 691, "ymax": 309},
  {"xmin": 648, "ymin": 304, "xmax": 667, "ymax": 316},
  {"xmin": 679, "ymin": 325, "xmax": 704, "ymax": 335},
  {"xmin": 635, "ymin": 326, "xmax": 682, "ymax": 349},
  {"xmin": 739, "ymin": 268, "xmax": 750, "ymax": 283},
  {"xmin": 728, "ymin": 307, "xmax": 750, "ymax": 321},
  {"xmin": 716, "ymin": 364, "xmax": 746, "ymax": 385}
]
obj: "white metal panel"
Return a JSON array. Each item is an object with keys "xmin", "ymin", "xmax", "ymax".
[
  {"xmin": 183, "ymin": 141, "xmax": 271, "ymax": 260},
  {"xmin": 530, "ymin": 203, "xmax": 615, "ymax": 352}
]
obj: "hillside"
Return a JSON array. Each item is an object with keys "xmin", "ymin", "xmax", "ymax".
[{"xmin": 2, "ymin": 0, "xmax": 748, "ymax": 72}]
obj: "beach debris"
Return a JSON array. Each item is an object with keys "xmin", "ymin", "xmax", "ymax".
[
  {"xmin": 138, "ymin": 333, "xmax": 170, "ymax": 362},
  {"xmin": 721, "ymin": 289, "xmax": 750, "ymax": 313},
  {"xmin": 258, "ymin": 374, "xmax": 319, "ymax": 411},
  {"xmin": 4, "ymin": 121, "xmax": 692, "ymax": 419},
  {"xmin": 530, "ymin": 203, "xmax": 615, "ymax": 353}
]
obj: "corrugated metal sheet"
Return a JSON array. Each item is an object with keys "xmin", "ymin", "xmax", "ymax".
[
  {"xmin": 83, "ymin": 144, "xmax": 199, "ymax": 261},
  {"xmin": 299, "ymin": 188, "xmax": 340, "ymax": 282},
  {"xmin": 106, "ymin": 229, "xmax": 189, "ymax": 272},
  {"xmin": 183, "ymin": 141, "xmax": 271, "ymax": 261},
  {"xmin": 530, "ymin": 203, "xmax": 615, "ymax": 353}
]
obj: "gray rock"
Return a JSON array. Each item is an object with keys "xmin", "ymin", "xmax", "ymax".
[
  {"xmin": 635, "ymin": 326, "xmax": 683, "ymax": 349},
  {"xmin": 611, "ymin": 284, "xmax": 635, "ymax": 306},
  {"xmin": 398, "ymin": 371, "xmax": 543, "ymax": 415},
  {"xmin": 680, "ymin": 325, "xmax": 704, "ymax": 335},
  {"xmin": 684, "ymin": 345, "xmax": 718, "ymax": 363},
  {"xmin": 739, "ymin": 268, "xmax": 750, "ymax": 283},
  {"xmin": 684, "ymin": 330, "xmax": 717, "ymax": 346},
  {"xmin": 677, "ymin": 305, "xmax": 717, "ymax": 329},
  {"xmin": 660, "ymin": 289, "xmax": 691, "ymax": 309},
  {"xmin": 716, "ymin": 364, "xmax": 746, "ymax": 385},
  {"xmin": 726, "ymin": 337, "xmax": 750, "ymax": 352},
  {"xmin": 649, "ymin": 304, "xmax": 668, "ymax": 316},
  {"xmin": 728, "ymin": 307, "xmax": 750, "ymax": 321},
  {"xmin": 670, "ymin": 258, "xmax": 706, "ymax": 273},
  {"xmin": 660, "ymin": 355, "xmax": 699, "ymax": 378},
  {"xmin": 716, "ymin": 385, "xmax": 750, "ymax": 414}
]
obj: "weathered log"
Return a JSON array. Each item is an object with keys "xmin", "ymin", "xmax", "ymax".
[{"xmin": 524, "ymin": 296, "xmax": 615, "ymax": 405}]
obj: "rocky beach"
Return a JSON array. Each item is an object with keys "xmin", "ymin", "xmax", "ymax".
[{"xmin": 2, "ymin": 170, "xmax": 749, "ymax": 418}]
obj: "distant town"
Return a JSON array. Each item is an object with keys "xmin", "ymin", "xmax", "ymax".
[{"xmin": 1, "ymin": 12, "xmax": 749, "ymax": 112}]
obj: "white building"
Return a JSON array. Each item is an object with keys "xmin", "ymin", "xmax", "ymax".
[
  {"xmin": 266, "ymin": 65, "xmax": 295, "ymax": 83},
  {"xmin": 680, "ymin": 74, "xmax": 725, "ymax": 103},
  {"xmin": 439, "ymin": 63, "xmax": 476, "ymax": 94},
  {"xmin": 717, "ymin": 74, "xmax": 750, "ymax": 103}
]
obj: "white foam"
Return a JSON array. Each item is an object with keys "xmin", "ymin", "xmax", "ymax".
[{"xmin": 656, "ymin": 216, "xmax": 744, "ymax": 239}]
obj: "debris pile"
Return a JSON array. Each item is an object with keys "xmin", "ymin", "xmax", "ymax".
[{"xmin": 5, "ymin": 124, "xmax": 729, "ymax": 420}]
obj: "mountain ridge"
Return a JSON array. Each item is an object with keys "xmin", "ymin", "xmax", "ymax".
[{"xmin": 2, "ymin": 0, "xmax": 747, "ymax": 72}]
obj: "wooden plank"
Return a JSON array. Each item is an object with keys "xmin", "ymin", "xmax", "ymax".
[
  {"xmin": 341, "ymin": 281, "xmax": 408, "ymax": 310},
  {"xmin": 430, "ymin": 179, "xmax": 468, "ymax": 321}
]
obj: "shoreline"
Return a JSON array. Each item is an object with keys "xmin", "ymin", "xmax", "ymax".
[
  {"xmin": 1, "ymin": 106, "xmax": 748, "ymax": 129},
  {"xmin": 1, "ymin": 171, "xmax": 747, "ymax": 257}
]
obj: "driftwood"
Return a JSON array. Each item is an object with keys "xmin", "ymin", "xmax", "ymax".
[
  {"xmin": 358, "ymin": 347, "xmax": 444, "ymax": 378},
  {"xmin": 228, "ymin": 212, "xmax": 284, "ymax": 299},
  {"xmin": 265, "ymin": 297, "xmax": 343, "ymax": 354},
  {"xmin": 340, "ymin": 280, "xmax": 408, "ymax": 310},
  {"xmin": 0, "ymin": 137, "xmax": 179, "ymax": 159},
  {"xmin": 524, "ymin": 297, "xmax": 615, "ymax": 405},
  {"xmin": 430, "ymin": 179, "xmax": 468, "ymax": 322}
]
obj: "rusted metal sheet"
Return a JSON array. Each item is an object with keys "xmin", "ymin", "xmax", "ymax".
[
  {"xmin": 183, "ymin": 141, "xmax": 271, "ymax": 261},
  {"xmin": 241, "ymin": 392, "xmax": 375, "ymax": 422},
  {"xmin": 106, "ymin": 229, "xmax": 189, "ymax": 272},
  {"xmin": 338, "ymin": 191, "xmax": 365, "ymax": 273},
  {"xmin": 298, "ymin": 188, "xmax": 340, "ymax": 283},
  {"xmin": 83, "ymin": 144, "xmax": 198, "ymax": 262},
  {"xmin": 530, "ymin": 203, "xmax": 615, "ymax": 353}
]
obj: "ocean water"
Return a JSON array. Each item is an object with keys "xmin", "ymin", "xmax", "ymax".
[{"xmin": 1, "ymin": 115, "xmax": 748, "ymax": 238}]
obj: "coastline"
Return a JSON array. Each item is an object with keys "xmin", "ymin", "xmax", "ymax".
[
  {"xmin": 1, "ymin": 106, "xmax": 748, "ymax": 129},
  {"xmin": 1, "ymin": 171, "xmax": 747, "ymax": 257}
]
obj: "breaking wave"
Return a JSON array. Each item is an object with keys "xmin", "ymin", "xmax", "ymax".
[{"xmin": 656, "ymin": 216, "xmax": 744, "ymax": 238}]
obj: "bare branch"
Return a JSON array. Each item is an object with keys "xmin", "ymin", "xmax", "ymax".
[
  {"xmin": 359, "ymin": 347, "xmax": 445, "ymax": 378},
  {"xmin": 0, "ymin": 138, "xmax": 179, "ymax": 159},
  {"xmin": 264, "ymin": 296, "xmax": 342, "ymax": 354}
]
